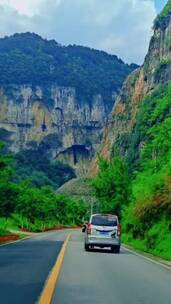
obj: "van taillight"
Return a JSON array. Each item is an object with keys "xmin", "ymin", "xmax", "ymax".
[
  {"xmin": 117, "ymin": 224, "xmax": 121, "ymax": 236},
  {"xmin": 87, "ymin": 223, "xmax": 92, "ymax": 234}
]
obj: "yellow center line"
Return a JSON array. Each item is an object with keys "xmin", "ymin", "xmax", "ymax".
[{"xmin": 39, "ymin": 233, "xmax": 71, "ymax": 304}]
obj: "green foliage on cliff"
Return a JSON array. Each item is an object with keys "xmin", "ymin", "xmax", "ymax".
[
  {"xmin": 154, "ymin": 0, "xmax": 171, "ymax": 29},
  {"xmin": 0, "ymin": 143, "xmax": 88, "ymax": 231},
  {"xmin": 122, "ymin": 84, "xmax": 171, "ymax": 259},
  {"xmin": 14, "ymin": 149, "xmax": 75, "ymax": 189},
  {"xmin": 91, "ymin": 84, "xmax": 171, "ymax": 259},
  {"xmin": 126, "ymin": 84, "xmax": 171, "ymax": 169},
  {"xmin": 0, "ymin": 33, "xmax": 137, "ymax": 104},
  {"xmin": 159, "ymin": 0, "xmax": 171, "ymax": 18},
  {"xmin": 154, "ymin": 58, "xmax": 171, "ymax": 78}
]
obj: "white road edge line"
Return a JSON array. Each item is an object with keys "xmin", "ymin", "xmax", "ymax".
[{"xmin": 123, "ymin": 246, "xmax": 171, "ymax": 271}]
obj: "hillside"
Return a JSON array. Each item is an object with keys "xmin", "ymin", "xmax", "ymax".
[
  {"xmin": 0, "ymin": 33, "xmax": 137, "ymax": 177},
  {"xmin": 57, "ymin": 178, "xmax": 94, "ymax": 203},
  {"xmin": 90, "ymin": 1, "xmax": 171, "ymax": 259},
  {"xmin": 0, "ymin": 33, "xmax": 136, "ymax": 101},
  {"xmin": 95, "ymin": 0, "xmax": 171, "ymax": 170}
]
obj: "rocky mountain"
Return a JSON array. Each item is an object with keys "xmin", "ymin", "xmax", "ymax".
[
  {"xmin": 0, "ymin": 33, "xmax": 137, "ymax": 175},
  {"xmin": 89, "ymin": 1, "xmax": 171, "ymax": 259},
  {"xmin": 91, "ymin": 0, "xmax": 171, "ymax": 172}
]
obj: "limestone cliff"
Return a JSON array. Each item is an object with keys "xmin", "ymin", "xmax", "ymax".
[
  {"xmin": 0, "ymin": 84, "xmax": 112, "ymax": 174},
  {"xmin": 0, "ymin": 33, "xmax": 136, "ymax": 175},
  {"xmin": 91, "ymin": 2, "xmax": 171, "ymax": 174}
]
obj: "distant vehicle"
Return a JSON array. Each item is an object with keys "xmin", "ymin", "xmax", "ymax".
[{"xmin": 84, "ymin": 214, "xmax": 121, "ymax": 253}]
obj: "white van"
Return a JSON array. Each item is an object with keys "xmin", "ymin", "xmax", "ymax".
[{"xmin": 84, "ymin": 214, "xmax": 121, "ymax": 253}]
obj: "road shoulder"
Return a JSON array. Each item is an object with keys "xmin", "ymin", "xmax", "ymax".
[{"xmin": 123, "ymin": 244, "xmax": 171, "ymax": 270}]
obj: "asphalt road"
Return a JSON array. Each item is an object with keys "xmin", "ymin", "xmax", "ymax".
[
  {"xmin": 0, "ymin": 230, "xmax": 69, "ymax": 304},
  {"xmin": 53, "ymin": 230, "xmax": 171, "ymax": 304}
]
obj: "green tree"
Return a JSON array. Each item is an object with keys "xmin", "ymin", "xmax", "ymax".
[
  {"xmin": 0, "ymin": 142, "xmax": 18, "ymax": 217},
  {"xmin": 91, "ymin": 156, "xmax": 130, "ymax": 216},
  {"xmin": 0, "ymin": 141, "xmax": 88, "ymax": 229}
]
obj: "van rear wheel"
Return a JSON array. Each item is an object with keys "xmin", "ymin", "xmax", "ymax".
[
  {"xmin": 111, "ymin": 245, "xmax": 120, "ymax": 253},
  {"xmin": 115, "ymin": 246, "xmax": 120, "ymax": 253}
]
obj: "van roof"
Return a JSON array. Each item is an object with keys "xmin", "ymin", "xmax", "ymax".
[{"xmin": 91, "ymin": 214, "xmax": 118, "ymax": 218}]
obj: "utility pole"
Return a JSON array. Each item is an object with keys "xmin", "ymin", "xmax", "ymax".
[{"xmin": 90, "ymin": 196, "xmax": 94, "ymax": 216}]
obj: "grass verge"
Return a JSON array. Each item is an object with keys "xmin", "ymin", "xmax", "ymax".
[
  {"xmin": 122, "ymin": 233, "xmax": 171, "ymax": 261},
  {"xmin": 0, "ymin": 229, "xmax": 29, "ymax": 245}
]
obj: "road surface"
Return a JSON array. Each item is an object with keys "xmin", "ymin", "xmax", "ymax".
[
  {"xmin": 0, "ymin": 230, "xmax": 69, "ymax": 304},
  {"xmin": 53, "ymin": 230, "xmax": 171, "ymax": 304}
]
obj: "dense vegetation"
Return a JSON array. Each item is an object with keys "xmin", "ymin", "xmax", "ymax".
[
  {"xmin": 14, "ymin": 149, "xmax": 75, "ymax": 189},
  {"xmin": 158, "ymin": 0, "xmax": 171, "ymax": 18},
  {"xmin": 122, "ymin": 84, "xmax": 171, "ymax": 259},
  {"xmin": 91, "ymin": 84, "xmax": 171, "ymax": 260},
  {"xmin": 155, "ymin": 0, "xmax": 171, "ymax": 28},
  {"xmin": 0, "ymin": 143, "xmax": 88, "ymax": 233},
  {"xmin": 126, "ymin": 84, "xmax": 171, "ymax": 170},
  {"xmin": 0, "ymin": 33, "xmax": 137, "ymax": 237},
  {"xmin": 0, "ymin": 33, "xmax": 137, "ymax": 104},
  {"xmin": 91, "ymin": 156, "xmax": 130, "ymax": 216}
]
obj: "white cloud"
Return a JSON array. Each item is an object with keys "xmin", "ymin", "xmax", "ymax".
[
  {"xmin": 0, "ymin": 0, "xmax": 157, "ymax": 64},
  {"xmin": 0, "ymin": 0, "xmax": 43, "ymax": 16}
]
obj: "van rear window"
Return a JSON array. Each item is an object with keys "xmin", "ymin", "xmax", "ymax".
[{"xmin": 91, "ymin": 215, "xmax": 117, "ymax": 226}]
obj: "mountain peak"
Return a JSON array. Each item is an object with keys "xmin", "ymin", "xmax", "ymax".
[
  {"xmin": 154, "ymin": 0, "xmax": 171, "ymax": 29},
  {"xmin": 160, "ymin": 0, "xmax": 171, "ymax": 18},
  {"xmin": 1, "ymin": 32, "xmax": 43, "ymax": 42}
]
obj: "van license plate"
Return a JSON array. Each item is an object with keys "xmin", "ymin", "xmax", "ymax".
[{"xmin": 100, "ymin": 231, "xmax": 109, "ymax": 235}]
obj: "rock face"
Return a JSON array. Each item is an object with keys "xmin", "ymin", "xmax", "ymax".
[
  {"xmin": 0, "ymin": 33, "xmax": 137, "ymax": 175},
  {"xmin": 90, "ymin": 3, "xmax": 171, "ymax": 174},
  {"xmin": 0, "ymin": 84, "xmax": 112, "ymax": 174}
]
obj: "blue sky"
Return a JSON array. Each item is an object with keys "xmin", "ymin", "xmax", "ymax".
[
  {"xmin": 0, "ymin": 1, "xmax": 169, "ymax": 64},
  {"xmin": 155, "ymin": 0, "xmax": 167, "ymax": 12}
]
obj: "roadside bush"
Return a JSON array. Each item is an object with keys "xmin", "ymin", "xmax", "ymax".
[
  {"xmin": 91, "ymin": 156, "xmax": 130, "ymax": 216},
  {"xmin": 0, "ymin": 142, "xmax": 88, "ymax": 232}
]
